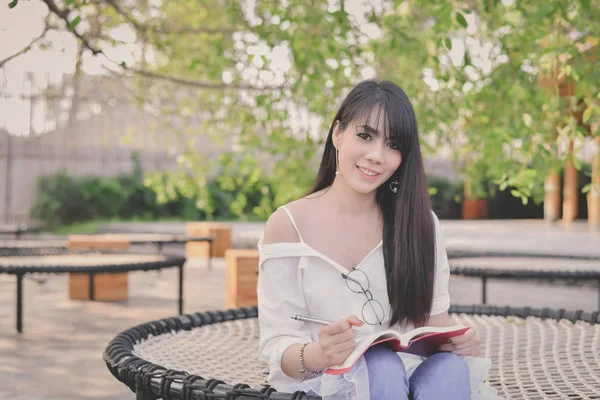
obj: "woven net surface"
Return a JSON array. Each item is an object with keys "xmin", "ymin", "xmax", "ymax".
[
  {"xmin": 450, "ymin": 256, "xmax": 600, "ymax": 272},
  {"xmin": 132, "ymin": 314, "xmax": 600, "ymax": 399}
]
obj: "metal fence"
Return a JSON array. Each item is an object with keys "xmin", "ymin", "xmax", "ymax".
[{"xmin": 0, "ymin": 68, "xmax": 195, "ymax": 224}]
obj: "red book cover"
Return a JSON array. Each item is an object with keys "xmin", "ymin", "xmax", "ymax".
[{"xmin": 326, "ymin": 326, "xmax": 470, "ymax": 375}]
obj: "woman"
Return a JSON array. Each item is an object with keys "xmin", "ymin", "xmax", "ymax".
[{"xmin": 257, "ymin": 80, "xmax": 491, "ymax": 399}]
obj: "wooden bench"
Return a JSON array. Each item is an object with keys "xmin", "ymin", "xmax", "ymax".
[
  {"xmin": 186, "ymin": 222, "xmax": 231, "ymax": 260},
  {"xmin": 68, "ymin": 235, "xmax": 131, "ymax": 301},
  {"xmin": 225, "ymin": 249, "xmax": 258, "ymax": 308}
]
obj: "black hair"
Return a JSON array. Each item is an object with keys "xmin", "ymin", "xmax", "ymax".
[{"xmin": 309, "ymin": 79, "xmax": 435, "ymax": 328}]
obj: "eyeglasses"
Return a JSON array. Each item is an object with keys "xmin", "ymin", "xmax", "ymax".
[{"xmin": 341, "ymin": 268, "xmax": 385, "ymax": 325}]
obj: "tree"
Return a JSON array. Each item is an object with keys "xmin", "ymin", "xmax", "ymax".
[{"xmin": 7, "ymin": 0, "xmax": 600, "ymax": 219}]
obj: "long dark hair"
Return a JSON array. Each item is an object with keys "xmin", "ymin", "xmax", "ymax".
[{"xmin": 309, "ymin": 80, "xmax": 436, "ymax": 328}]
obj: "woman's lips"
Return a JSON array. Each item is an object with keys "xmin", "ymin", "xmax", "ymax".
[{"xmin": 356, "ymin": 165, "xmax": 381, "ymax": 179}]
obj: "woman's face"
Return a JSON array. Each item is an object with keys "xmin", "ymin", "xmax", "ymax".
[{"xmin": 332, "ymin": 108, "xmax": 403, "ymax": 195}]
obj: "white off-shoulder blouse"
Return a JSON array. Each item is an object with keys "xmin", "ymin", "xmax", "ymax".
[{"xmin": 257, "ymin": 206, "xmax": 499, "ymax": 399}]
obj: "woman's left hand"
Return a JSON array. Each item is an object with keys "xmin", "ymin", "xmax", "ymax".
[{"xmin": 438, "ymin": 327, "xmax": 480, "ymax": 357}]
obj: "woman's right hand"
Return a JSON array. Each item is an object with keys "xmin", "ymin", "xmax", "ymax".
[{"xmin": 317, "ymin": 315, "xmax": 364, "ymax": 366}]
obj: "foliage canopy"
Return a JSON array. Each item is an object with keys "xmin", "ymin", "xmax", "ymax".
[{"xmin": 7, "ymin": 0, "xmax": 600, "ymax": 215}]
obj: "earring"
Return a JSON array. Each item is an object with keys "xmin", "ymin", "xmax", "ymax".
[
  {"xmin": 335, "ymin": 148, "xmax": 340, "ymax": 176},
  {"xmin": 390, "ymin": 180, "xmax": 399, "ymax": 193}
]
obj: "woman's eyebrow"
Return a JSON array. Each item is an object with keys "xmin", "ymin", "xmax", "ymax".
[{"xmin": 358, "ymin": 125, "xmax": 379, "ymax": 135}]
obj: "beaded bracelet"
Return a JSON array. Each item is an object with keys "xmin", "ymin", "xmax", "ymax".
[{"xmin": 299, "ymin": 343, "xmax": 323, "ymax": 376}]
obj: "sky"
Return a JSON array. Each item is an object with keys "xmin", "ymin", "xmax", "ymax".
[{"xmin": 1, "ymin": 1, "xmax": 76, "ymax": 73}]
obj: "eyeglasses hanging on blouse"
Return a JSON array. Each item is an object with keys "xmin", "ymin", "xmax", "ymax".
[{"xmin": 341, "ymin": 268, "xmax": 385, "ymax": 325}]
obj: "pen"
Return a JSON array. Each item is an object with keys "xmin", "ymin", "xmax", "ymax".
[{"xmin": 291, "ymin": 314, "xmax": 334, "ymax": 326}]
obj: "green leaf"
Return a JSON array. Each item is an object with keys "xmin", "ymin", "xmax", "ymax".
[
  {"xmin": 69, "ymin": 15, "xmax": 82, "ymax": 29},
  {"xmin": 582, "ymin": 183, "xmax": 592, "ymax": 194},
  {"xmin": 463, "ymin": 51, "xmax": 472, "ymax": 66},
  {"xmin": 66, "ymin": 0, "xmax": 74, "ymax": 4},
  {"xmin": 8, "ymin": 0, "xmax": 18, "ymax": 8},
  {"xmin": 456, "ymin": 13, "xmax": 468, "ymax": 28},
  {"xmin": 572, "ymin": 156, "xmax": 582, "ymax": 171},
  {"xmin": 524, "ymin": 169, "xmax": 537, "ymax": 178},
  {"xmin": 579, "ymin": 0, "xmax": 591, "ymax": 12},
  {"xmin": 443, "ymin": 37, "xmax": 452, "ymax": 50},
  {"xmin": 189, "ymin": 59, "xmax": 201, "ymax": 71},
  {"xmin": 521, "ymin": 196, "xmax": 528, "ymax": 205},
  {"xmin": 582, "ymin": 107, "xmax": 592, "ymax": 124},
  {"xmin": 510, "ymin": 189, "xmax": 521, "ymax": 198},
  {"xmin": 536, "ymin": 3, "xmax": 554, "ymax": 18},
  {"xmin": 256, "ymin": 94, "xmax": 267, "ymax": 106}
]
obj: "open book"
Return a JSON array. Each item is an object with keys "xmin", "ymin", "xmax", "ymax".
[{"xmin": 326, "ymin": 324, "xmax": 469, "ymax": 375}]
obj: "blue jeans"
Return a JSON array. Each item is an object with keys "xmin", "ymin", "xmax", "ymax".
[{"xmin": 364, "ymin": 344, "xmax": 470, "ymax": 399}]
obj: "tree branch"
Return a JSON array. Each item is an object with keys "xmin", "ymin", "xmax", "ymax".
[
  {"xmin": 40, "ymin": 0, "xmax": 104, "ymax": 56},
  {"xmin": 41, "ymin": 0, "xmax": 285, "ymax": 92},
  {"xmin": 103, "ymin": 0, "xmax": 143, "ymax": 31},
  {"xmin": 0, "ymin": 21, "xmax": 51, "ymax": 67},
  {"xmin": 104, "ymin": 0, "xmax": 237, "ymax": 36},
  {"xmin": 103, "ymin": 65, "xmax": 289, "ymax": 91},
  {"xmin": 152, "ymin": 26, "xmax": 238, "ymax": 35}
]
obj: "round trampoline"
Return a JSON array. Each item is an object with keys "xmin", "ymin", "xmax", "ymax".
[
  {"xmin": 0, "ymin": 248, "xmax": 186, "ymax": 332},
  {"xmin": 104, "ymin": 305, "xmax": 600, "ymax": 400},
  {"xmin": 447, "ymin": 250, "xmax": 600, "ymax": 309},
  {"xmin": 0, "ymin": 239, "xmax": 68, "ymax": 251}
]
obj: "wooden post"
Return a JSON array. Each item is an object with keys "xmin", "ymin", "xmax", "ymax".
[
  {"xmin": 186, "ymin": 222, "xmax": 232, "ymax": 260},
  {"xmin": 225, "ymin": 249, "xmax": 259, "ymax": 308},
  {"xmin": 68, "ymin": 235, "xmax": 131, "ymax": 301},
  {"xmin": 544, "ymin": 171, "xmax": 561, "ymax": 221},
  {"xmin": 589, "ymin": 135, "xmax": 600, "ymax": 226},
  {"xmin": 562, "ymin": 141, "xmax": 578, "ymax": 222}
]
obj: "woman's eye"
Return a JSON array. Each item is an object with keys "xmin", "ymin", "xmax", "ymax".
[
  {"xmin": 357, "ymin": 133, "xmax": 371, "ymax": 140},
  {"xmin": 388, "ymin": 142, "xmax": 399, "ymax": 150}
]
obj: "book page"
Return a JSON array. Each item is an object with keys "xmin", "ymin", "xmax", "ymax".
[
  {"xmin": 399, "ymin": 324, "xmax": 467, "ymax": 346},
  {"xmin": 328, "ymin": 329, "xmax": 401, "ymax": 371},
  {"xmin": 327, "ymin": 325, "xmax": 469, "ymax": 372}
]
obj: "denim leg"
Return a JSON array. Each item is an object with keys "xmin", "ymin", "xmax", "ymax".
[
  {"xmin": 364, "ymin": 344, "xmax": 410, "ymax": 400},
  {"xmin": 409, "ymin": 352, "xmax": 470, "ymax": 400}
]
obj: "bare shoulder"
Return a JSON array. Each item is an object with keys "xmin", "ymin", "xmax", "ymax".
[
  {"xmin": 285, "ymin": 192, "xmax": 327, "ymax": 223},
  {"xmin": 263, "ymin": 192, "xmax": 327, "ymax": 245},
  {"xmin": 262, "ymin": 206, "xmax": 301, "ymax": 245}
]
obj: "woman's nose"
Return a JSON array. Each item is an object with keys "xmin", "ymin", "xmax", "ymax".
[{"xmin": 365, "ymin": 144, "xmax": 385, "ymax": 163}]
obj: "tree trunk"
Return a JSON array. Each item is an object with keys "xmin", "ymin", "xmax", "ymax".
[
  {"xmin": 544, "ymin": 171, "xmax": 561, "ymax": 221},
  {"xmin": 589, "ymin": 135, "xmax": 600, "ymax": 226},
  {"xmin": 562, "ymin": 140, "xmax": 578, "ymax": 222},
  {"xmin": 68, "ymin": 43, "xmax": 85, "ymax": 128}
]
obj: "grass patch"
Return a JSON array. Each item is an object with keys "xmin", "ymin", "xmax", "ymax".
[
  {"xmin": 51, "ymin": 215, "xmax": 268, "ymax": 235},
  {"xmin": 51, "ymin": 217, "xmax": 181, "ymax": 234},
  {"xmin": 52, "ymin": 220, "xmax": 103, "ymax": 235}
]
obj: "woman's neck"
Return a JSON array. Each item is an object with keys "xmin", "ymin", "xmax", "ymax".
[{"xmin": 324, "ymin": 176, "xmax": 379, "ymax": 216}]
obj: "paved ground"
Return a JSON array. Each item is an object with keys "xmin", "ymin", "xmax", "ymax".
[
  {"xmin": 1, "ymin": 219, "xmax": 599, "ymax": 399},
  {"xmin": 98, "ymin": 218, "xmax": 600, "ymax": 256}
]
